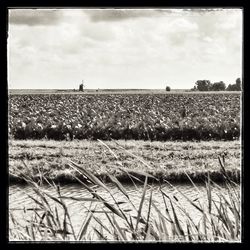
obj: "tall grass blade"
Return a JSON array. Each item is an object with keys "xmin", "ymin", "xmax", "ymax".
[
  {"xmin": 212, "ymin": 199, "xmax": 232, "ymax": 238},
  {"xmin": 97, "ymin": 139, "xmax": 119, "ymax": 160},
  {"xmin": 55, "ymin": 206, "xmax": 61, "ymax": 230},
  {"xmin": 160, "ymin": 215, "xmax": 169, "ymax": 240},
  {"xmin": 31, "ymin": 186, "xmax": 52, "ymax": 213},
  {"xmin": 68, "ymin": 160, "xmax": 110, "ymax": 193},
  {"xmin": 221, "ymin": 202, "xmax": 235, "ymax": 239},
  {"xmin": 186, "ymin": 221, "xmax": 194, "ymax": 241},
  {"xmin": 24, "ymin": 193, "xmax": 45, "ymax": 210},
  {"xmin": 93, "ymin": 216, "xmax": 113, "ymax": 235},
  {"xmin": 144, "ymin": 225, "xmax": 152, "ymax": 241},
  {"xmin": 77, "ymin": 213, "xmax": 93, "ymax": 240},
  {"xmin": 206, "ymin": 172, "xmax": 212, "ymax": 214},
  {"xmin": 202, "ymin": 213, "xmax": 207, "ymax": 240},
  {"xmin": 160, "ymin": 190, "xmax": 174, "ymax": 224},
  {"xmin": 118, "ymin": 167, "xmax": 144, "ymax": 184},
  {"xmin": 112, "ymin": 215, "xmax": 128, "ymax": 241},
  {"xmin": 135, "ymin": 176, "xmax": 148, "ymax": 231},
  {"xmin": 169, "ymin": 199, "xmax": 185, "ymax": 237},
  {"xmin": 170, "ymin": 198, "xmax": 200, "ymax": 235},
  {"xmin": 218, "ymin": 156, "xmax": 231, "ymax": 183},
  {"xmin": 164, "ymin": 180, "xmax": 204, "ymax": 214},
  {"xmin": 43, "ymin": 191, "xmax": 76, "ymax": 240},
  {"xmin": 107, "ymin": 173, "xmax": 129, "ymax": 199},
  {"xmin": 9, "ymin": 212, "xmax": 17, "ymax": 227},
  {"xmin": 103, "ymin": 201, "xmax": 126, "ymax": 220},
  {"xmin": 58, "ymin": 196, "xmax": 101, "ymax": 202},
  {"xmin": 151, "ymin": 201, "xmax": 172, "ymax": 223},
  {"xmin": 144, "ymin": 189, "xmax": 153, "ymax": 237},
  {"xmin": 62, "ymin": 209, "xmax": 67, "ymax": 239},
  {"xmin": 93, "ymin": 227, "xmax": 107, "ymax": 241},
  {"xmin": 104, "ymin": 212, "xmax": 124, "ymax": 241},
  {"xmin": 183, "ymin": 170, "xmax": 202, "ymax": 196}
]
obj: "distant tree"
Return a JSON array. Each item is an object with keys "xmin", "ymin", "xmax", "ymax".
[
  {"xmin": 227, "ymin": 84, "xmax": 234, "ymax": 91},
  {"xmin": 191, "ymin": 86, "xmax": 197, "ymax": 91},
  {"xmin": 195, "ymin": 80, "xmax": 212, "ymax": 91},
  {"xmin": 227, "ymin": 78, "xmax": 241, "ymax": 91},
  {"xmin": 235, "ymin": 78, "xmax": 241, "ymax": 91},
  {"xmin": 166, "ymin": 86, "xmax": 171, "ymax": 91},
  {"xmin": 210, "ymin": 81, "xmax": 226, "ymax": 91}
]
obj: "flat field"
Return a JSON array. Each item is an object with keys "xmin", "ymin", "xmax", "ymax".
[
  {"xmin": 9, "ymin": 92, "xmax": 240, "ymax": 141},
  {"xmin": 8, "ymin": 88, "xmax": 193, "ymax": 95},
  {"xmin": 9, "ymin": 139, "xmax": 241, "ymax": 184}
]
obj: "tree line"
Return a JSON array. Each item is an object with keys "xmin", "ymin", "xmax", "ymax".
[{"xmin": 191, "ymin": 78, "xmax": 241, "ymax": 91}]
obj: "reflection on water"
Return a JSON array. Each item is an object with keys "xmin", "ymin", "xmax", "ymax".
[{"xmin": 9, "ymin": 183, "xmax": 240, "ymax": 241}]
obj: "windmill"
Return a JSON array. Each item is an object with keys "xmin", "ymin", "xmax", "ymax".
[{"xmin": 79, "ymin": 79, "xmax": 85, "ymax": 92}]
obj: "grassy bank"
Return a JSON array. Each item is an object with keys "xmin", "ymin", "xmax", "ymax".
[{"xmin": 9, "ymin": 139, "xmax": 241, "ymax": 184}]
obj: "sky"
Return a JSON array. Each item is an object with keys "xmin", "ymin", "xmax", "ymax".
[{"xmin": 8, "ymin": 8, "xmax": 243, "ymax": 89}]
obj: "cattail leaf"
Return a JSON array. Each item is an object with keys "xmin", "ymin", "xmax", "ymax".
[
  {"xmin": 68, "ymin": 160, "xmax": 110, "ymax": 193},
  {"xmin": 77, "ymin": 213, "xmax": 93, "ymax": 240},
  {"xmin": 169, "ymin": 199, "xmax": 185, "ymax": 237},
  {"xmin": 135, "ymin": 176, "xmax": 148, "ymax": 230},
  {"xmin": 107, "ymin": 173, "xmax": 129, "ymax": 199}
]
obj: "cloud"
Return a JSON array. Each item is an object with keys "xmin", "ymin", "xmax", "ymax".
[
  {"xmin": 81, "ymin": 22, "xmax": 116, "ymax": 42},
  {"xmin": 8, "ymin": 8, "xmax": 242, "ymax": 90},
  {"xmin": 9, "ymin": 9, "xmax": 63, "ymax": 26},
  {"xmin": 85, "ymin": 9, "xmax": 164, "ymax": 22},
  {"xmin": 169, "ymin": 18, "xmax": 198, "ymax": 32},
  {"xmin": 182, "ymin": 8, "xmax": 225, "ymax": 13}
]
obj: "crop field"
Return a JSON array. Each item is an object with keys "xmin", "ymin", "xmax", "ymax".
[{"xmin": 9, "ymin": 92, "xmax": 240, "ymax": 141}]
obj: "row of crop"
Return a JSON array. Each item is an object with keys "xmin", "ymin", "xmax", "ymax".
[
  {"xmin": 9, "ymin": 93, "xmax": 241, "ymax": 141},
  {"xmin": 10, "ymin": 119, "xmax": 240, "ymax": 141}
]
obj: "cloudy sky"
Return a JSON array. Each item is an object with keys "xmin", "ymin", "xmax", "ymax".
[{"xmin": 8, "ymin": 8, "xmax": 243, "ymax": 89}]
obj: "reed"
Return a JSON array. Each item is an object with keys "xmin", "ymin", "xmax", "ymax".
[{"xmin": 9, "ymin": 141, "xmax": 241, "ymax": 242}]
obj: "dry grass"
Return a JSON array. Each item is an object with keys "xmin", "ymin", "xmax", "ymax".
[{"xmin": 9, "ymin": 140, "xmax": 241, "ymax": 184}]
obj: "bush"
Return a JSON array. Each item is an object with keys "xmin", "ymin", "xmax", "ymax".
[{"xmin": 166, "ymin": 86, "xmax": 171, "ymax": 91}]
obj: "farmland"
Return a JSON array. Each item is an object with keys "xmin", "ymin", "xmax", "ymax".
[
  {"xmin": 9, "ymin": 92, "xmax": 242, "ymax": 242},
  {"xmin": 9, "ymin": 92, "xmax": 240, "ymax": 141},
  {"xmin": 9, "ymin": 91, "xmax": 241, "ymax": 184}
]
